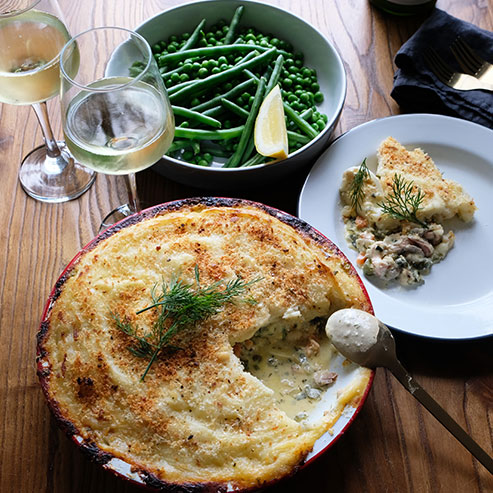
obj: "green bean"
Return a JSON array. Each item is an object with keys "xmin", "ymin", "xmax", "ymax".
[
  {"xmin": 223, "ymin": 76, "xmax": 266, "ymax": 168},
  {"xmin": 240, "ymin": 153, "xmax": 267, "ymax": 167},
  {"xmin": 287, "ymin": 130, "xmax": 311, "ymax": 144},
  {"xmin": 166, "ymin": 139, "xmax": 194, "ymax": 154},
  {"xmin": 191, "ymin": 79, "xmax": 256, "ymax": 112},
  {"xmin": 168, "ymin": 79, "xmax": 196, "ymax": 95},
  {"xmin": 161, "ymin": 57, "xmax": 199, "ymax": 78},
  {"xmin": 220, "ymin": 98, "xmax": 249, "ymax": 119},
  {"xmin": 283, "ymin": 102, "xmax": 318, "ymax": 138},
  {"xmin": 174, "ymin": 125, "xmax": 244, "ymax": 140},
  {"xmin": 233, "ymin": 50, "xmax": 257, "ymax": 66},
  {"xmin": 224, "ymin": 6, "xmax": 244, "ymax": 44},
  {"xmin": 191, "ymin": 140, "xmax": 201, "ymax": 154},
  {"xmin": 200, "ymin": 142, "xmax": 231, "ymax": 158},
  {"xmin": 242, "ymin": 137, "xmax": 256, "ymax": 163},
  {"xmin": 265, "ymin": 54, "xmax": 284, "ymax": 95},
  {"xmin": 158, "ymin": 44, "xmax": 271, "ymax": 66},
  {"xmin": 179, "ymin": 19, "xmax": 206, "ymax": 51},
  {"xmin": 202, "ymin": 105, "xmax": 224, "ymax": 118},
  {"xmin": 170, "ymin": 48, "xmax": 275, "ymax": 103},
  {"xmin": 172, "ymin": 105, "xmax": 222, "ymax": 128},
  {"xmin": 242, "ymin": 69, "xmax": 259, "ymax": 82},
  {"xmin": 300, "ymin": 108, "xmax": 313, "ymax": 121}
]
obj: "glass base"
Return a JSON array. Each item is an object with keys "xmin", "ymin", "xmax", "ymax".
[
  {"xmin": 100, "ymin": 203, "xmax": 138, "ymax": 233},
  {"xmin": 19, "ymin": 141, "xmax": 96, "ymax": 203}
]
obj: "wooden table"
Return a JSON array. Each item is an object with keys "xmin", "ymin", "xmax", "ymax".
[{"xmin": 1, "ymin": 1, "xmax": 492, "ymax": 491}]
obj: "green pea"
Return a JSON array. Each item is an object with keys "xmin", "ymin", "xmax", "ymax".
[
  {"xmin": 316, "ymin": 118, "xmax": 325, "ymax": 129},
  {"xmin": 191, "ymin": 97, "xmax": 201, "ymax": 107},
  {"xmin": 183, "ymin": 150, "xmax": 194, "ymax": 161},
  {"xmin": 179, "ymin": 73, "xmax": 190, "ymax": 82},
  {"xmin": 211, "ymin": 67, "xmax": 221, "ymax": 74},
  {"xmin": 311, "ymin": 82, "xmax": 320, "ymax": 92},
  {"xmin": 197, "ymin": 159, "xmax": 209, "ymax": 167},
  {"xmin": 218, "ymin": 56, "xmax": 228, "ymax": 65},
  {"xmin": 198, "ymin": 67, "xmax": 208, "ymax": 78},
  {"xmin": 171, "ymin": 72, "xmax": 181, "ymax": 83},
  {"xmin": 300, "ymin": 92, "xmax": 310, "ymax": 103},
  {"xmin": 283, "ymin": 77, "xmax": 293, "ymax": 88},
  {"xmin": 152, "ymin": 44, "xmax": 161, "ymax": 54},
  {"xmin": 314, "ymin": 91, "xmax": 324, "ymax": 103}
]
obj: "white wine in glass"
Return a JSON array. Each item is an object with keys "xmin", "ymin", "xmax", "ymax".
[
  {"xmin": 0, "ymin": 0, "xmax": 95, "ymax": 202},
  {"xmin": 60, "ymin": 27, "xmax": 175, "ymax": 230}
]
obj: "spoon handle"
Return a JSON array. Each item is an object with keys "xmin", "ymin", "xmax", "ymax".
[{"xmin": 388, "ymin": 358, "xmax": 493, "ymax": 474}]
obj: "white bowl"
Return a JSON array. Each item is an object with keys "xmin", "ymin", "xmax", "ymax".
[{"xmin": 135, "ymin": 0, "xmax": 346, "ymax": 190}]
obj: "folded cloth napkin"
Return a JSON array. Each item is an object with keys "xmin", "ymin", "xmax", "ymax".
[{"xmin": 391, "ymin": 8, "xmax": 493, "ymax": 130}]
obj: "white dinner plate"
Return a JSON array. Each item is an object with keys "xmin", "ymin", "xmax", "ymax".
[{"xmin": 298, "ymin": 114, "xmax": 493, "ymax": 340}]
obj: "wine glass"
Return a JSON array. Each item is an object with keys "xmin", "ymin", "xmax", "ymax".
[
  {"xmin": 0, "ymin": 0, "xmax": 95, "ymax": 202},
  {"xmin": 59, "ymin": 26, "xmax": 175, "ymax": 229}
]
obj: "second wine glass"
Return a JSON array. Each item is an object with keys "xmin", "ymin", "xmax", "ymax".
[{"xmin": 59, "ymin": 26, "xmax": 175, "ymax": 229}]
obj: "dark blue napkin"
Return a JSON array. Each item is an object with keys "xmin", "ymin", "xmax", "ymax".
[{"xmin": 391, "ymin": 8, "xmax": 493, "ymax": 129}]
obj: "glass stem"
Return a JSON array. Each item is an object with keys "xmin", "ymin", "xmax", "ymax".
[
  {"xmin": 124, "ymin": 173, "xmax": 141, "ymax": 213},
  {"xmin": 31, "ymin": 102, "xmax": 61, "ymax": 159}
]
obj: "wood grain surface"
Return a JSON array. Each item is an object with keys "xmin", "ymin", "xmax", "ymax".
[{"xmin": 0, "ymin": 1, "xmax": 492, "ymax": 492}]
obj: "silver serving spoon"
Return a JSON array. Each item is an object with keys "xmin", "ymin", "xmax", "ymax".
[{"xmin": 326, "ymin": 308, "xmax": 493, "ymax": 475}]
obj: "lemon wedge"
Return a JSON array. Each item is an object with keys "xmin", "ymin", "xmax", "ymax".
[{"xmin": 254, "ymin": 84, "xmax": 288, "ymax": 160}]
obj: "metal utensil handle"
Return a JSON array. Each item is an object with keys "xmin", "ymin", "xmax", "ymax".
[{"xmin": 389, "ymin": 358, "xmax": 493, "ymax": 475}]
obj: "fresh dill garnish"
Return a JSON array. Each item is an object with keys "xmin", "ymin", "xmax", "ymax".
[
  {"xmin": 350, "ymin": 158, "xmax": 370, "ymax": 214},
  {"xmin": 378, "ymin": 174, "xmax": 427, "ymax": 227},
  {"xmin": 113, "ymin": 266, "xmax": 260, "ymax": 381}
]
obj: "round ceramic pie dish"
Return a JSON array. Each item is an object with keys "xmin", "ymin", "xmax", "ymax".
[{"xmin": 37, "ymin": 198, "xmax": 373, "ymax": 491}]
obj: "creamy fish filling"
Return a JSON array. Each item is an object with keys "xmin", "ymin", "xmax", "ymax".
[
  {"xmin": 236, "ymin": 318, "xmax": 338, "ymax": 422},
  {"xmin": 345, "ymin": 219, "xmax": 454, "ymax": 286}
]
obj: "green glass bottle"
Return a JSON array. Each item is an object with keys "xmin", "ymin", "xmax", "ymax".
[{"xmin": 370, "ymin": 0, "xmax": 437, "ymax": 16}]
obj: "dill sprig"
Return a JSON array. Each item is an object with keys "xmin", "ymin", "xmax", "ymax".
[
  {"xmin": 378, "ymin": 174, "xmax": 427, "ymax": 227},
  {"xmin": 349, "ymin": 158, "xmax": 370, "ymax": 214},
  {"xmin": 113, "ymin": 266, "xmax": 259, "ymax": 381}
]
